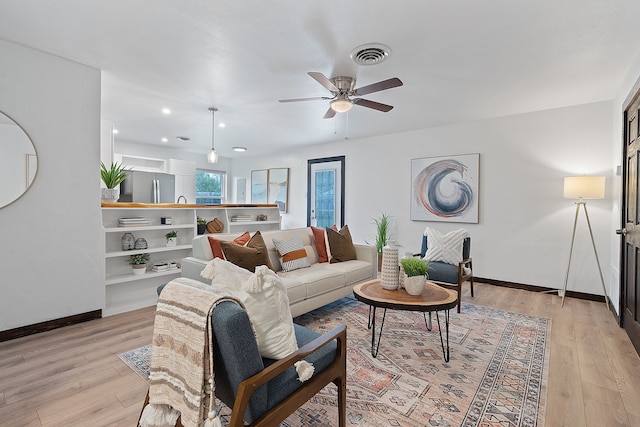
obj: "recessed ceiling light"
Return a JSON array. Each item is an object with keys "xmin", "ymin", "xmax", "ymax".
[
  {"xmin": 218, "ymin": 123, "xmax": 226, "ymax": 128},
  {"xmin": 161, "ymin": 137, "xmax": 168, "ymax": 142},
  {"xmin": 162, "ymin": 108, "xmax": 171, "ymax": 114},
  {"xmin": 233, "ymin": 146, "xmax": 247, "ymax": 152},
  {"xmin": 112, "ymin": 129, "xmax": 119, "ymax": 134}
]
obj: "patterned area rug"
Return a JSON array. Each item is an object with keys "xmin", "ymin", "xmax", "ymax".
[{"xmin": 119, "ymin": 298, "xmax": 549, "ymax": 426}]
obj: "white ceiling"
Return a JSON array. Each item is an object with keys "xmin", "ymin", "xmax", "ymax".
[{"xmin": 1, "ymin": 0, "xmax": 640, "ymax": 158}]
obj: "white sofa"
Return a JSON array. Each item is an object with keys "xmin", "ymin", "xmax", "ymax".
[{"xmin": 181, "ymin": 227, "xmax": 378, "ymax": 317}]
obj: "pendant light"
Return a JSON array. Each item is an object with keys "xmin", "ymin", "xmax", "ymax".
[{"xmin": 207, "ymin": 107, "xmax": 218, "ymax": 163}]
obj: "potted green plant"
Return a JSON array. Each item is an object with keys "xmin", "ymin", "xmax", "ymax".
[
  {"xmin": 372, "ymin": 213, "xmax": 391, "ymax": 272},
  {"xmin": 128, "ymin": 253, "xmax": 150, "ymax": 275},
  {"xmin": 100, "ymin": 162, "xmax": 129, "ymax": 202},
  {"xmin": 165, "ymin": 230, "xmax": 177, "ymax": 247},
  {"xmin": 197, "ymin": 217, "xmax": 207, "ymax": 235},
  {"xmin": 400, "ymin": 257, "xmax": 428, "ymax": 296}
]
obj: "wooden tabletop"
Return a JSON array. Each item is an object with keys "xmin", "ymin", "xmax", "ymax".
[{"xmin": 353, "ymin": 279, "xmax": 458, "ymax": 312}]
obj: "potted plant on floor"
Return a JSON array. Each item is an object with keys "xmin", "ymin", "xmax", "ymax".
[
  {"xmin": 165, "ymin": 230, "xmax": 177, "ymax": 247},
  {"xmin": 372, "ymin": 213, "xmax": 391, "ymax": 272},
  {"xmin": 129, "ymin": 253, "xmax": 150, "ymax": 275},
  {"xmin": 400, "ymin": 257, "xmax": 428, "ymax": 296},
  {"xmin": 100, "ymin": 162, "xmax": 129, "ymax": 202}
]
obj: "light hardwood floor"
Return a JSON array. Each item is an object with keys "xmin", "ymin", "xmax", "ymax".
[{"xmin": 1, "ymin": 283, "xmax": 639, "ymax": 426}]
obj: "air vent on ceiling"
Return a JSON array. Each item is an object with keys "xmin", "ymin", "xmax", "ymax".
[
  {"xmin": 350, "ymin": 43, "xmax": 391, "ymax": 66},
  {"xmin": 176, "ymin": 136, "xmax": 190, "ymax": 141}
]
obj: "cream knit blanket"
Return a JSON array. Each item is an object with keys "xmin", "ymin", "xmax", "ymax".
[{"xmin": 139, "ymin": 278, "xmax": 242, "ymax": 427}]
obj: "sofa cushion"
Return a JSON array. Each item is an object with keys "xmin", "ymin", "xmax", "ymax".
[
  {"xmin": 273, "ymin": 236, "xmax": 311, "ymax": 272},
  {"xmin": 278, "ymin": 264, "xmax": 344, "ymax": 298},
  {"xmin": 325, "ymin": 259, "xmax": 375, "ymax": 286},
  {"xmin": 208, "ymin": 232, "xmax": 250, "ymax": 259},
  {"xmin": 221, "ymin": 231, "xmax": 275, "ymax": 272},
  {"xmin": 326, "ymin": 225, "xmax": 356, "ymax": 263}
]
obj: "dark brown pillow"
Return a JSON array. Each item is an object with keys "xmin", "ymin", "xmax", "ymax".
[
  {"xmin": 326, "ymin": 225, "xmax": 357, "ymax": 263},
  {"xmin": 220, "ymin": 230, "xmax": 274, "ymax": 272}
]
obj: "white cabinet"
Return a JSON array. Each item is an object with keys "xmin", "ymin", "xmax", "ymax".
[
  {"xmin": 101, "ymin": 204, "xmax": 281, "ymax": 316},
  {"xmin": 168, "ymin": 159, "xmax": 196, "ymax": 203}
]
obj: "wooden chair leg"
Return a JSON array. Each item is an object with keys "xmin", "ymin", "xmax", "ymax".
[
  {"xmin": 334, "ymin": 374, "xmax": 347, "ymax": 427},
  {"xmin": 470, "ymin": 276, "xmax": 474, "ymax": 297}
]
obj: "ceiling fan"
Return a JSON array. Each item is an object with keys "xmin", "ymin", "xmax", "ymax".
[{"xmin": 279, "ymin": 72, "xmax": 403, "ymax": 119}]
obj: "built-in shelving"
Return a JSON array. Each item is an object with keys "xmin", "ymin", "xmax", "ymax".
[{"xmin": 101, "ymin": 204, "xmax": 281, "ymax": 316}]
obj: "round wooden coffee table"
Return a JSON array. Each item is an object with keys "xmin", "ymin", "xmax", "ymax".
[{"xmin": 353, "ymin": 279, "xmax": 458, "ymax": 361}]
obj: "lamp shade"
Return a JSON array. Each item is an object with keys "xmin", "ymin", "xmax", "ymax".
[{"xmin": 563, "ymin": 176, "xmax": 605, "ymax": 199}]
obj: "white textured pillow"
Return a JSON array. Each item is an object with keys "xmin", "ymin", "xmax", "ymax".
[
  {"xmin": 423, "ymin": 227, "xmax": 469, "ymax": 265},
  {"xmin": 272, "ymin": 236, "xmax": 311, "ymax": 272},
  {"xmin": 206, "ymin": 258, "xmax": 298, "ymax": 359}
]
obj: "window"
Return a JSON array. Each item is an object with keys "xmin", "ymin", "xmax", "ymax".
[{"xmin": 196, "ymin": 169, "xmax": 225, "ymax": 204}]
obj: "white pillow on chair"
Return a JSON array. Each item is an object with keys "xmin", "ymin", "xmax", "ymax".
[{"xmin": 423, "ymin": 227, "xmax": 469, "ymax": 265}]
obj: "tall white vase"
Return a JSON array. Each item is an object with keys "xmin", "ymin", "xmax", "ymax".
[{"xmin": 381, "ymin": 245, "xmax": 399, "ymax": 290}]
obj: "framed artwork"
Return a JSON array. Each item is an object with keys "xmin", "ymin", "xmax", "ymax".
[
  {"xmin": 250, "ymin": 169, "xmax": 268, "ymax": 203},
  {"xmin": 268, "ymin": 168, "xmax": 289, "ymax": 213},
  {"xmin": 410, "ymin": 153, "xmax": 479, "ymax": 223}
]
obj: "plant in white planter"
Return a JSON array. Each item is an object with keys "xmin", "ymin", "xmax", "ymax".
[
  {"xmin": 165, "ymin": 230, "xmax": 177, "ymax": 247},
  {"xmin": 100, "ymin": 162, "xmax": 129, "ymax": 202},
  {"xmin": 400, "ymin": 257, "xmax": 428, "ymax": 296},
  {"xmin": 128, "ymin": 253, "xmax": 150, "ymax": 275}
]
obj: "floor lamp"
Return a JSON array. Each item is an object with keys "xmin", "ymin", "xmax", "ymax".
[{"xmin": 562, "ymin": 176, "xmax": 609, "ymax": 308}]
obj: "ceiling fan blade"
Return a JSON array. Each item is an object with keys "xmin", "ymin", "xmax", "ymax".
[
  {"xmin": 279, "ymin": 96, "xmax": 331, "ymax": 103},
  {"xmin": 323, "ymin": 107, "xmax": 337, "ymax": 119},
  {"xmin": 354, "ymin": 77, "xmax": 403, "ymax": 96},
  {"xmin": 308, "ymin": 72, "xmax": 339, "ymax": 92},
  {"xmin": 352, "ymin": 98, "xmax": 394, "ymax": 112}
]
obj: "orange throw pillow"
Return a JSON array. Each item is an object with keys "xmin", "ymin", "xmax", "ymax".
[
  {"xmin": 311, "ymin": 226, "xmax": 329, "ymax": 263},
  {"xmin": 207, "ymin": 231, "xmax": 251, "ymax": 259}
]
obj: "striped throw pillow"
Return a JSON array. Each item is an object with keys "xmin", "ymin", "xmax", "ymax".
[{"xmin": 272, "ymin": 236, "xmax": 311, "ymax": 272}]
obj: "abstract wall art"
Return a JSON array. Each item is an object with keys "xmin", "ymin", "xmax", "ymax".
[
  {"xmin": 410, "ymin": 154, "xmax": 479, "ymax": 223},
  {"xmin": 267, "ymin": 168, "xmax": 289, "ymax": 213},
  {"xmin": 250, "ymin": 169, "xmax": 268, "ymax": 203}
]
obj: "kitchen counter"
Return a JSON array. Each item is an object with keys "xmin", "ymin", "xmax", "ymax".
[{"xmin": 101, "ymin": 202, "xmax": 278, "ymax": 208}]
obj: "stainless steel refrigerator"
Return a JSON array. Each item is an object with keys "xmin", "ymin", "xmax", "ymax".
[{"xmin": 118, "ymin": 171, "xmax": 175, "ymax": 203}]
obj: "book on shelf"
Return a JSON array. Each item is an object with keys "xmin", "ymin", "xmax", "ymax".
[{"xmin": 118, "ymin": 217, "xmax": 149, "ymax": 227}]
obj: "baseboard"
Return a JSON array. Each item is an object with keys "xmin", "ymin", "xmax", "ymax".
[
  {"xmin": 474, "ymin": 277, "xmax": 608, "ymax": 303},
  {"xmin": 0, "ymin": 310, "xmax": 102, "ymax": 342}
]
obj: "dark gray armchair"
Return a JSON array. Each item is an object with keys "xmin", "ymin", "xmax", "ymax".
[
  {"xmin": 141, "ymin": 300, "xmax": 347, "ymax": 427},
  {"xmin": 419, "ymin": 235, "xmax": 474, "ymax": 313}
]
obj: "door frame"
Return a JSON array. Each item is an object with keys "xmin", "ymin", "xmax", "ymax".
[{"xmin": 307, "ymin": 156, "xmax": 345, "ymax": 228}]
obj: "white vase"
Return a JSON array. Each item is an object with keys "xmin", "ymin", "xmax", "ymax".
[
  {"xmin": 404, "ymin": 275, "xmax": 426, "ymax": 296},
  {"xmin": 131, "ymin": 264, "xmax": 146, "ymax": 275},
  {"xmin": 101, "ymin": 187, "xmax": 120, "ymax": 202},
  {"xmin": 381, "ymin": 246, "xmax": 399, "ymax": 290},
  {"xmin": 166, "ymin": 237, "xmax": 177, "ymax": 247}
]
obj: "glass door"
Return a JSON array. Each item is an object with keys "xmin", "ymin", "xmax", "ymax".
[{"xmin": 307, "ymin": 156, "xmax": 345, "ymax": 228}]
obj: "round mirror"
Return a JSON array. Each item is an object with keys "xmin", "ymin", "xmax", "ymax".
[{"xmin": 0, "ymin": 111, "xmax": 37, "ymax": 208}]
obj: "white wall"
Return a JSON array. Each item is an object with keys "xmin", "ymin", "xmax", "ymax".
[
  {"xmin": 0, "ymin": 40, "xmax": 102, "ymax": 331},
  {"xmin": 229, "ymin": 101, "xmax": 614, "ymax": 298}
]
